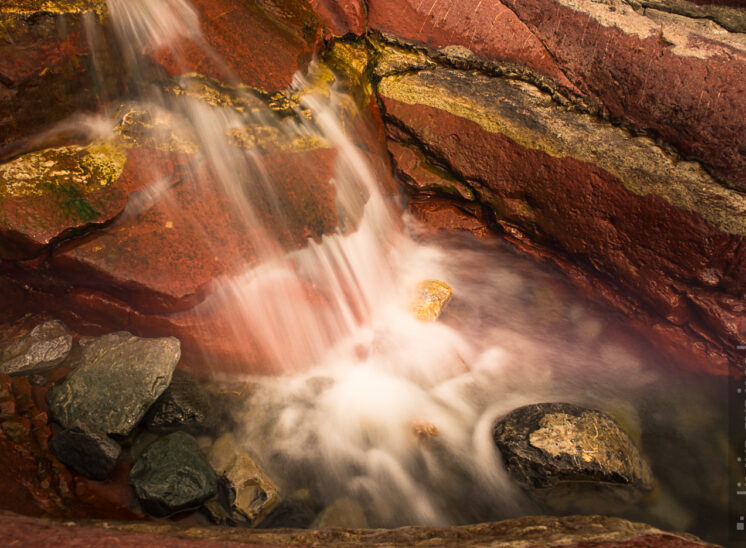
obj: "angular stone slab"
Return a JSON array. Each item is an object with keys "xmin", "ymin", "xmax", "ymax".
[
  {"xmin": 130, "ymin": 431, "xmax": 217, "ymax": 517},
  {"xmin": 0, "ymin": 320, "xmax": 72, "ymax": 375},
  {"xmin": 47, "ymin": 332, "xmax": 180, "ymax": 436},
  {"xmin": 207, "ymin": 433, "xmax": 280, "ymax": 526}
]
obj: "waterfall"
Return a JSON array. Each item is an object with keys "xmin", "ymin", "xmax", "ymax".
[{"xmin": 66, "ymin": 0, "xmax": 728, "ymax": 533}]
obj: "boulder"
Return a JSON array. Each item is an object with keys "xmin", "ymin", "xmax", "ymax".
[
  {"xmin": 46, "ymin": 332, "xmax": 180, "ymax": 436},
  {"xmin": 48, "ymin": 422, "xmax": 121, "ymax": 481},
  {"xmin": 493, "ymin": 403, "xmax": 654, "ymax": 501},
  {"xmin": 129, "ymin": 431, "xmax": 218, "ymax": 517},
  {"xmin": 207, "ymin": 433, "xmax": 281, "ymax": 526},
  {"xmin": 411, "ymin": 280, "xmax": 452, "ymax": 322},
  {"xmin": 0, "ymin": 320, "xmax": 72, "ymax": 375},
  {"xmin": 365, "ymin": 0, "xmax": 576, "ymax": 92},
  {"xmin": 144, "ymin": 370, "xmax": 213, "ymax": 435}
]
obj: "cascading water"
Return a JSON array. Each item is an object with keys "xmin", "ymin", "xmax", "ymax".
[{"xmin": 32, "ymin": 0, "xmax": 730, "ymax": 541}]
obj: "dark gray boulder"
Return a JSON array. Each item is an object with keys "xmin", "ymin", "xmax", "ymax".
[
  {"xmin": 129, "ymin": 431, "xmax": 218, "ymax": 517},
  {"xmin": 0, "ymin": 320, "xmax": 72, "ymax": 376},
  {"xmin": 492, "ymin": 403, "xmax": 653, "ymax": 499},
  {"xmin": 46, "ymin": 332, "xmax": 180, "ymax": 436},
  {"xmin": 144, "ymin": 370, "xmax": 212, "ymax": 434},
  {"xmin": 48, "ymin": 421, "xmax": 121, "ymax": 481}
]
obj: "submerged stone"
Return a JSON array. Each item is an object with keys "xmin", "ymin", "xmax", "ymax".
[
  {"xmin": 312, "ymin": 497, "xmax": 368, "ymax": 529},
  {"xmin": 207, "ymin": 433, "xmax": 281, "ymax": 527},
  {"xmin": 144, "ymin": 370, "xmax": 213, "ymax": 435},
  {"xmin": 48, "ymin": 421, "xmax": 121, "ymax": 481},
  {"xmin": 47, "ymin": 332, "xmax": 180, "ymax": 436},
  {"xmin": 0, "ymin": 320, "xmax": 72, "ymax": 376},
  {"xmin": 492, "ymin": 403, "xmax": 654, "ymax": 501},
  {"xmin": 411, "ymin": 280, "xmax": 452, "ymax": 321},
  {"xmin": 129, "ymin": 431, "xmax": 218, "ymax": 517},
  {"xmin": 261, "ymin": 490, "xmax": 318, "ymax": 529}
]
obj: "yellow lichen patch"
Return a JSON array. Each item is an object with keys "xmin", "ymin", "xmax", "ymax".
[
  {"xmin": 528, "ymin": 412, "xmax": 652, "ymax": 488},
  {"xmin": 411, "ymin": 280, "xmax": 452, "ymax": 322},
  {"xmin": 116, "ymin": 106, "xmax": 198, "ymax": 154},
  {"xmin": 0, "ymin": 140, "xmax": 127, "ymax": 199},
  {"xmin": 227, "ymin": 126, "xmax": 328, "ymax": 152},
  {"xmin": 368, "ymin": 36, "xmax": 436, "ymax": 78},
  {"xmin": 0, "ymin": 0, "xmax": 106, "ymax": 15},
  {"xmin": 378, "ymin": 68, "xmax": 746, "ymax": 236},
  {"xmin": 164, "ymin": 74, "xmax": 269, "ymax": 115}
]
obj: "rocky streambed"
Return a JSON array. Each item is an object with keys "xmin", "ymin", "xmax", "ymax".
[
  {"xmin": 0, "ymin": 230, "xmax": 733, "ymax": 546},
  {"xmin": 0, "ymin": 0, "xmax": 742, "ymax": 546}
]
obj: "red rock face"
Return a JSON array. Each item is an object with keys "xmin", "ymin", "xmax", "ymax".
[
  {"xmin": 498, "ymin": 0, "xmax": 746, "ymax": 189},
  {"xmin": 308, "ymin": 0, "xmax": 366, "ymax": 37},
  {"xmin": 408, "ymin": 198, "xmax": 490, "ymax": 239},
  {"xmin": 383, "ymin": 97, "xmax": 743, "ymax": 374},
  {"xmin": 366, "ymin": 0, "xmax": 577, "ymax": 92},
  {"xmin": 0, "ymin": 145, "xmax": 147, "ymax": 260},
  {"xmin": 51, "ymin": 146, "xmax": 339, "ymax": 314},
  {"xmin": 147, "ymin": 0, "xmax": 325, "ymax": 91},
  {"xmin": 0, "ymin": 9, "xmax": 122, "ymax": 147}
]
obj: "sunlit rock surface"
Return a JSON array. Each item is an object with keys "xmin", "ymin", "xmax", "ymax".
[
  {"xmin": 411, "ymin": 280, "xmax": 452, "ymax": 322},
  {"xmin": 493, "ymin": 403, "xmax": 654, "ymax": 504},
  {"xmin": 142, "ymin": 0, "xmax": 326, "ymax": 92},
  {"xmin": 207, "ymin": 433, "xmax": 281, "ymax": 527}
]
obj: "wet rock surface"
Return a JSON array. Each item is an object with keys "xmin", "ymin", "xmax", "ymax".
[
  {"xmin": 48, "ymin": 422, "xmax": 121, "ymax": 481},
  {"xmin": 377, "ymin": 58, "xmax": 744, "ymax": 374},
  {"xmin": 493, "ymin": 403, "xmax": 654, "ymax": 498},
  {"xmin": 0, "ymin": 511, "xmax": 716, "ymax": 547},
  {"xmin": 0, "ymin": 320, "xmax": 72, "ymax": 375},
  {"xmin": 144, "ymin": 370, "xmax": 213, "ymax": 435},
  {"xmin": 0, "ymin": 1, "xmax": 121, "ymax": 148},
  {"xmin": 411, "ymin": 280, "xmax": 452, "ymax": 322},
  {"xmin": 129, "ymin": 431, "xmax": 218, "ymax": 517},
  {"xmin": 207, "ymin": 433, "xmax": 281, "ymax": 526},
  {"xmin": 47, "ymin": 332, "xmax": 180, "ymax": 435}
]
